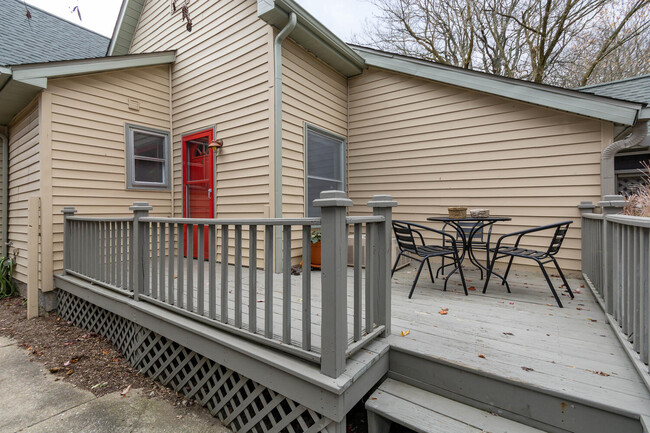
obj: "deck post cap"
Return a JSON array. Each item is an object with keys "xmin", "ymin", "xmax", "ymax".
[
  {"xmin": 367, "ymin": 194, "xmax": 398, "ymax": 208},
  {"xmin": 130, "ymin": 202, "xmax": 153, "ymax": 211},
  {"xmin": 597, "ymin": 195, "xmax": 626, "ymax": 212},
  {"xmin": 313, "ymin": 190, "xmax": 353, "ymax": 208}
]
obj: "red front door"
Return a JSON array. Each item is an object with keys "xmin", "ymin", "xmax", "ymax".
[{"xmin": 182, "ymin": 130, "xmax": 214, "ymax": 258}]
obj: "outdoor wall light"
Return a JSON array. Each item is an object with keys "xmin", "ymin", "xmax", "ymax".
[{"xmin": 208, "ymin": 139, "xmax": 223, "ymax": 150}]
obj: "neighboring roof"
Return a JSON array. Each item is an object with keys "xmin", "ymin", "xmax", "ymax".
[
  {"xmin": 108, "ymin": 0, "xmax": 146, "ymax": 56},
  {"xmin": 578, "ymin": 75, "xmax": 650, "ymax": 121},
  {"xmin": 0, "ymin": 51, "xmax": 175, "ymax": 125},
  {"xmin": 352, "ymin": 46, "xmax": 644, "ymax": 126},
  {"xmin": 0, "ymin": 0, "xmax": 109, "ymax": 66},
  {"xmin": 106, "ymin": 0, "xmax": 645, "ymax": 126}
]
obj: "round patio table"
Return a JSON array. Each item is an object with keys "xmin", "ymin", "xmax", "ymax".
[{"xmin": 426, "ymin": 216, "xmax": 511, "ymax": 286}]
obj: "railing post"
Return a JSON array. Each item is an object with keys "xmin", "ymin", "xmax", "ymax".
[
  {"xmin": 314, "ymin": 190, "xmax": 352, "ymax": 378},
  {"xmin": 577, "ymin": 201, "xmax": 596, "ymax": 276},
  {"xmin": 367, "ymin": 194, "xmax": 397, "ymax": 337},
  {"xmin": 598, "ymin": 195, "xmax": 626, "ymax": 314},
  {"xmin": 61, "ymin": 207, "xmax": 77, "ymax": 273},
  {"xmin": 130, "ymin": 202, "xmax": 152, "ymax": 301}
]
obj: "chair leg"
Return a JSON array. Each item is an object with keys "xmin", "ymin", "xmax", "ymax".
[
  {"xmin": 551, "ymin": 257, "xmax": 574, "ymax": 299},
  {"xmin": 502, "ymin": 256, "xmax": 515, "ymax": 285},
  {"xmin": 538, "ymin": 261, "xmax": 563, "ymax": 308},
  {"xmin": 426, "ymin": 258, "xmax": 435, "ymax": 283},
  {"xmin": 408, "ymin": 260, "xmax": 427, "ymax": 299},
  {"xmin": 440, "ymin": 256, "xmax": 445, "ymax": 276},
  {"xmin": 391, "ymin": 252, "xmax": 403, "ymax": 277},
  {"xmin": 482, "ymin": 253, "xmax": 498, "ymax": 294},
  {"xmin": 455, "ymin": 251, "xmax": 468, "ymax": 296}
]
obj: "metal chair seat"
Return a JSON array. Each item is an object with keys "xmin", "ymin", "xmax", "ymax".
[
  {"xmin": 392, "ymin": 221, "xmax": 468, "ymax": 298},
  {"xmin": 483, "ymin": 221, "xmax": 574, "ymax": 307}
]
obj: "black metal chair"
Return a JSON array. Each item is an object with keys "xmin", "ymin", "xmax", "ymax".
[
  {"xmin": 438, "ymin": 221, "xmax": 494, "ymax": 279},
  {"xmin": 482, "ymin": 221, "xmax": 574, "ymax": 307},
  {"xmin": 392, "ymin": 221, "xmax": 468, "ymax": 298}
]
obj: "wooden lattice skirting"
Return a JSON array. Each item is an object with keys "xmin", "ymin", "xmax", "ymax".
[{"xmin": 58, "ymin": 290, "xmax": 333, "ymax": 432}]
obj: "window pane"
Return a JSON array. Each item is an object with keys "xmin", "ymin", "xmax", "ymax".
[
  {"xmin": 134, "ymin": 159, "xmax": 164, "ymax": 183},
  {"xmin": 307, "ymin": 178, "xmax": 343, "ymax": 217},
  {"xmin": 307, "ymin": 130, "xmax": 343, "ymax": 181},
  {"xmin": 134, "ymin": 131, "xmax": 165, "ymax": 159}
]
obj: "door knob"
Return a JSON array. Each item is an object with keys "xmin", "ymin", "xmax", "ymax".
[{"xmin": 208, "ymin": 188, "xmax": 212, "ymax": 199}]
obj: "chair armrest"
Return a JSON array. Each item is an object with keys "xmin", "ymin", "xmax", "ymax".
[
  {"xmin": 493, "ymin": 221, "xmax": 573, "ymax": 250},
  {"xmin": 394, "ymin": 221, "xmax": 459, "ymax": 246}
]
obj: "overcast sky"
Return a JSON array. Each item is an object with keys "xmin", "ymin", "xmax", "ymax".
[{"xmin": 24, "ymin": 0, "xmax": 377, "ymax": 43}]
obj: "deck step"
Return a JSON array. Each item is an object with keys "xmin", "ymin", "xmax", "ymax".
[{"xmin": 366, "ymin": 378, "xmax": 544, "ymax": 433}]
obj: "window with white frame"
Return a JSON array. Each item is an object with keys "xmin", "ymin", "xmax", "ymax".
[
  {"xmin": 125, "ymin": 124, "xmax": 170, "ymax": 189},
  {"xmin": 305, "ymin": 124, "xmax": 346, "ymax": 217}
]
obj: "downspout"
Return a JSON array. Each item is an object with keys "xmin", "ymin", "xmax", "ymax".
[
  {"xmin": 601, "ymin": 120, "xmax": 648, "ymax": 196},
  {"xmin": 0, "ymin": 132, "xmax": 7, "ymax": 258},
  {"xmin": 273, "ymin": 12, "xmax": 297, "ymax": 271}
]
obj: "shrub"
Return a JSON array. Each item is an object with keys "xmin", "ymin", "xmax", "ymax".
[{"xmin": 623, "ymin": 161, "xmax": 650, "ymax": 217}]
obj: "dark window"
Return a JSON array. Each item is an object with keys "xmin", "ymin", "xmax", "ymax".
[
  {"xmin": 126, "ymin": 124, "xmax": 170, "ymax": 189},
  {"xmin": 305, "ymin": 125, "xmax": 345, "ymax": 217}
]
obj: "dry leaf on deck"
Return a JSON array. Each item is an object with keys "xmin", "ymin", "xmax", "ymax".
[
  {"xmin": 478, "ymin": 354, "xmax": 486, "ymax": 359},
  {"xmin": 400, "ymin": 330, "xmax": 410, "ymax": 337},
  {"xmin": 467, "ymin": 286, "xmax": 476, "ymax": 291},
  {"xmin": 121, "ymin": 384, "xmax": 132, "ymax": 397},
  {"xmin": 521, "ymin": 366, "xmax": 534, "ymax": 372}
]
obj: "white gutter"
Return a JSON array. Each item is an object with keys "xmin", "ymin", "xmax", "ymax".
[
  {"xmin": 0, "ymin": 133, "xmax": 7, "ymax": 258},
  {"xmin": 273, "ymin": 12, "xmax": 297, "ymax": 271}
]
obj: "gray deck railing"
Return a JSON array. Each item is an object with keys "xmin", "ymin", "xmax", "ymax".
[
  {"xmin": 580, "ymin": 196, "xmax": 649, "ymax": 376},
  {"xmin": 61, "ymin": 191, "xmax": 396, "ymax": 378}
]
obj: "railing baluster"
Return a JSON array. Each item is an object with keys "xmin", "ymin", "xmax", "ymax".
[
  {"xmin": 365, "ymin": 223, "xmax": 375, "ymax": 334},
  {"xmin": 221, "ymin": 224, "xmax": 229, "ymax": 324},
  {"xmin": 264, "ymin": 225, "xmax": 273, "ymax": 339},
  {"xmin": 633, "ymin": 226, "xmax": 640, "ymax": 354},
  {"xmin": 159, "ymin": 223, "xmax": 166, "ymax": 302},
  {"xmin": 116, "ymin": 221, "xmax": 122, "ymax": 288},
  {"xmin": 152, "ymin": 222, "xmax": 158, "ymax": 299},
  {"xmin": 123, "ymin": 221, "xmax": 128, "ymax": 290},
  {"xmin": 235, "ymin": 225, "xmax": 243, "ymax": 329},
  {"xmin": 110, "ymin": 221, "xmax": 116, "ymax": 286},
  {"xmin": 249, "ymin": 226, "xmax": 257, "ymax": 333},
  {"xmin": 177, "ymin": 223, "xmax": 184, "ymax": 308},
  {"xmin": 129, "ymin": 221, "xmax": 134, "ymax": 290},
  {"xmin": 187, "ymin": 223, "xmax": 194, "ymax": 312},
  {"xmin": 282, "ymin": 225, "xmax": 291, "ymax": 344},
  {"xmin": 301, "ymin": 225, "xmax": 311, "ymax": 351},
  {"xmin": 168, "ymin": 223, "xmax": 175, "ymax": 305},
  {"xmin": 197, "ymin": 224, "xmax": 205, "ymax": 316},
  {"xmin": 209, "ymin": 225, "xmax": 216, "ymax": 319},
  {"xmin": 353, "ymin": 223, "xmax": 362, "ymax": 342},
  {"xmin": 143, "ymin": 221, "xmax": 150, "ymax": 297},
  {"xmin": 644, "ymin": 228, "xmax": 650, "ymax": 365}
]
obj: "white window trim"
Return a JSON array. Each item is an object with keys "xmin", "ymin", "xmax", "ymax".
[
  {"xmin": 304, "ymin": 123, "xmax": 346, "ymax": 217},
  {"xmin": 125, "ymin": 123, "xmax": 171, "ymax": 190}
]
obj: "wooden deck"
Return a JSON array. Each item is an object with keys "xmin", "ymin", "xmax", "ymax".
[{"xmin": 387, "ymin": 263, "xmax": 650, "ymax": 431}]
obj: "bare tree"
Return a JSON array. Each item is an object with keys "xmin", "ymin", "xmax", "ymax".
[{"xmin": 361, "ymin": 0, "xmax": 650, "ymax": 85}]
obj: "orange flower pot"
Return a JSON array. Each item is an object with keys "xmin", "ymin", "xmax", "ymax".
[{"xmin": 310, "ymin": 241, "xmax": 321, "ymax": 269}]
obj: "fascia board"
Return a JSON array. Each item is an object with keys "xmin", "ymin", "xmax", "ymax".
[
  {"xmin": 11, "ymin": 51, "xmax": 176, "ymax": 81},
  {"xmin": 357, "ymin": 48, "xmax": 642, "ymax": 126},
  {"xmin": 639, "ymin": 108, "xmax": 650, "ymax": 121},
  {"xmin": 107, "ymin": 0, "xmax": 130, "ymax": 56}
]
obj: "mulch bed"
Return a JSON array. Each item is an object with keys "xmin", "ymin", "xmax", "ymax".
[{"xmin": 0, "ymin": 295, "xmax": 201, "ymax": 413}]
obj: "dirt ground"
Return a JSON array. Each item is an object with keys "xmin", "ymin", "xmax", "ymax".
[{"xmin": 0, "ymin": 295, "xmax": 208, "ymax": 417}]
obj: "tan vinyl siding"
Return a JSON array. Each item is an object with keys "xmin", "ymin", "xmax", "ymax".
[
  {"xmin": 130, "ymin": 0, "xmax": 273, "ymax": 222},
  {"xmin": 48, "ymin": 65, "xmax": 172, "ymax": 274},
  {"xmin": 280, "ymin": 39, "xmax": 348, "ymax": 260},
  {"xmin": 7, "ymin": 101, "xmax": 40, "ymax": 283},
  {"xmin": 348, "ymin": 68, "xmax": 603, "ymax": 272}
]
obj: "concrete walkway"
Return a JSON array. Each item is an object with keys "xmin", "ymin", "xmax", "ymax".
[{"xmin": 0, "ymin": 336, "xmax": 231, "ymax": 433}]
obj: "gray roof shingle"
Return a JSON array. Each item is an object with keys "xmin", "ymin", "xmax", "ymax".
[
  {"xmin": 0, "ymin": 0, "xmax": 109, "ymax": 66},
  {"xmin": 579, "ymin": 75, "xmax": 650, "ymax": 105}
]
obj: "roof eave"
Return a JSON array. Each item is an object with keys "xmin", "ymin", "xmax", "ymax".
[
  {"xmin": 257, "ymin": 0, "xmax": 365, "ymax": 77},
  {"xmin": 108, "ymin": 0, "xmax": 146, "ymax": 56},
  {"xmin": 354, "ymin": 47, "xmax": 642, "ymax": 126},
  {"xmin": 11, "ymin": 51, "xmax": 176, "ymax": 81}
]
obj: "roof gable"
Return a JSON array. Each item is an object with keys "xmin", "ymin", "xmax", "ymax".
[{"xmin": 0, "ymin": 0, "xmax": 109, "ymax": 66}]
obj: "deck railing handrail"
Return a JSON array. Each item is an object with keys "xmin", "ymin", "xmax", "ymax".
[
  {"xmin": 61, "ymin": 192, "xmax": 397, "ymax": 379},
  {"xmin": 579, "ymin": 196, "xmax": 649, "ymax": 381}
]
